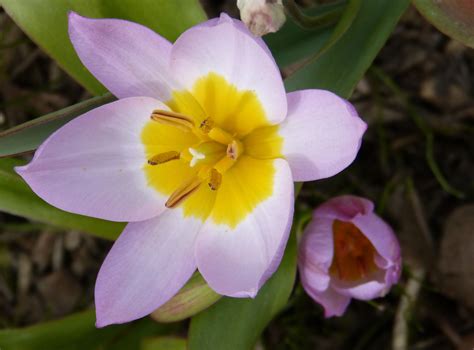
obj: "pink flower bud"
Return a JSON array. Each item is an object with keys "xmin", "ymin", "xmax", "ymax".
[
  {"xmin": 298, "ymin": 195, "xmax": 401, "ymax": 317},
  {"xmin": 237, "ymin": 0, "xmax": 286, "ymax": 36}
]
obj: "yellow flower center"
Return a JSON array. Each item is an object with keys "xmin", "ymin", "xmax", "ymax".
[
  {"xmin": 141, "ymin": 72, "xmax": 283, "ymax": 227},
  {"xmin": 329, "ymin": 220, "xmax": 378, "ymax": 282}
]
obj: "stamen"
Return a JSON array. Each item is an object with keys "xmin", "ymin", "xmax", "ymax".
[
  {"xmin": 148, "ymin": 151, "xmax": 180, "ymax": 165},
  {"xmin": 208, "ymin": 168, "xmax": 222, "ymax": 191},
  {"xmin": 151, "ymin": 109, "xmax": 195, "ymax": 131},
  {"xmin": 199, "ymin": 118, "xmax": 214, "ymax": 133},
  {"xmin": 214, "ymin": 156, "xmax": 235, "ymax": 174},
  {"xmin": 208, "ymin": 128, "xmax": 234, "ymax": 145},
  {"xmin": 165, "ymin": 177, "xmax": 202, "ymax": 208}
]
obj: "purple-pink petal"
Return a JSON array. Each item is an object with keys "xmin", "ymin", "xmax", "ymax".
[
  {"xmin": 302, "ymin": 282, "xmax": 351, "ymax": 318},
  {"xmin": 16, "ymin": 97, "xmax": 169, "ymax": 222},
  {"xmin": 170, "ymin": 13, "xmax": 287, "ymax": 126},
  {"xmin": 69, "ymin": 12, "xmax": 176, "ymax": 100},
  {"xmin": 95, "ymin": 209, "xmax": 200, "ymax": 327},
  {"xmin": 195, "ymin": 159, "xmax": 294, "ymax": 297},
  {"xmin": 279, "ymin": 90, "xmax": 367, "ymax": 182},
  {"xmin": 352, "ymin": 212, "xmax": 401, "ymax": 266}
]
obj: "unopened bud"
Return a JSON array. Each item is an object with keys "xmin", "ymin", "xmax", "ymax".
[
  {"xmin": 150, "ymin": 272, "xmax": 221, "ymax": 322},
  {"xmin": 237, "ymin": 0, "xmax": 286, "ymax": 36}
]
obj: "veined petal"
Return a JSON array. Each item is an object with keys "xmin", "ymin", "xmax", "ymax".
[
  {"xmin": 69, "ymin": 12, "xmax": 175, "ymax": 100},
  {"xmin": 16, "ymin": 97, "xmax": 170, "ymax": 222},
  {"xmin": 279, "ymin": 90, "xmax": 367, "ymax": 181},
  {"xmin": 170, "ymin": 13, "xmax": 287, "ymax": 126},
  {"xmin": 95, "ymin": 209, "xmax": 200, "ymax": 327},
  {"xmin": 195, "ymin": 159, "xmax": 294, "ymax": 297}
]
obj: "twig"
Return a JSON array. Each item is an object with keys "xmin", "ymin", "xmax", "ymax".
[{"xmin": 392, "ymin": 265, "xmax": 426, "ymax": 350}]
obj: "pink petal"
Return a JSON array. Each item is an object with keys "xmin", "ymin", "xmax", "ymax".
[
  {"xmin": 69, "ymin": 12, "xmax": 176, "ymax": 100},
  {"xmin": 170, "ymin": 13, "xmax": 287, "ymax": 126},
  {"xmin": 332, "ymin": 276, "xmax": 389, "ymax": 301},
  {"xmin": 298, "ymin": 215, "xmax": 335, "ymax": 288},
  {"xmin": 352, "ymin": 211, "xmax": 401, "ymax": 266},
  {"xmin": 195, "ymin": 159, "xmax": 294, "ymax": 297},
  {"xmin": 318, "ymin": 196, "xmax": 401, "ymax": 266},
  {"xmin": 314, "ymin": 194, "xmax": 374, "ymax": 221},
  {"xmin": 279, "ymin": 90, "xmax": 367, "ymax": 181},
  {"xmin": 302, "ymin": 283, "xmax": 351, "ymax": 318},
  {"xmin": 16, "ymin": 97, "xmax": 169, "ymax": 222},
  {"xmin": 95, "ymin": 209, "xmax": 200, "ymax": 327}
]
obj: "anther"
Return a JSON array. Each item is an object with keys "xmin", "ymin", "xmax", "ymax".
[
  {"xmin": 148, "ymin": 151, "xmax": 180, "ymax": 165},
  {"xmin": 199, "ymin": 118, "xmax": 214, "ymax": 133},
  {"xmin": 227, "ymin": 140, "xmax": 243, "ymax": 160},
  {"xmin": 165, "ymin": 177, "xmax": 202, "ymax": 208},
  {"xmin": 151, "ymin": 109, "xmax": 195, "ymax": 131},
  {"xmin": 208, "ymin": 168, "xmax": 222, "ymax": 191}
]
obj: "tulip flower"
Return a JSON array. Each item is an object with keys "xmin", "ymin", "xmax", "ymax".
[
  {"xmin": 298, "ymin": 195, "xmax": 401, "ymax": 317},
  {"xmin": 16, "ymin": 13, "xmax": 366, "ymax": 326}
]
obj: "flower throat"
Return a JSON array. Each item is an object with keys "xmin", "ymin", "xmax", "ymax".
[{"xmin": 148, "ymin": 109, "xmax": 244, "ymax": 208}]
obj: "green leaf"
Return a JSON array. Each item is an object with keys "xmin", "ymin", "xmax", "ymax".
[
  {"xmin": 284, "ymin": 0, "xmax": 410, "ymax": 98},
  {"xmin": 188, "ymin": 224, "xmax": 298, "ymax": 350},
  {"xmin": 0, "ymin": 0, "xmax": 207, "ymax": 94},
  {"xmin": 265, "ymin": 10, "xmax": 332, "ymax": 68},
  {"xmin": 307, "ymin": 0, "xmax": 362, "ymax": 63},
  {"xmin": 141, "ymin": 337, "xmax": 186, "ymax": 350},
  {"xmin": 0, "ymin": 158, "xmax": 123, "ymax": 240},
  {"xmin": 0, "ymin": 310, "xmax": 177, "ymax": 350},
  {"xmin": 413, "ymin": 0, "xmax": 474, "ymax": 48},
  {"xmin": 0, "ymin": 94, "xmax": 115, "ymax": 158}
]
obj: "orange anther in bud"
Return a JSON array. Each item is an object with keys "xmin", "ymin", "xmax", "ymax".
[
  {"xmin": 329, "ymin": 220, "xmax": 378, "ymax": 282},
  {"xmin": 148, "ymin": 151, "xmax": 180, "ymax": 165}
]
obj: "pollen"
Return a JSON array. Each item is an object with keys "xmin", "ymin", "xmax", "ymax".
[{"xmin": 329, "ymin": 220, "xmax": 378, "ymax": 282}]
